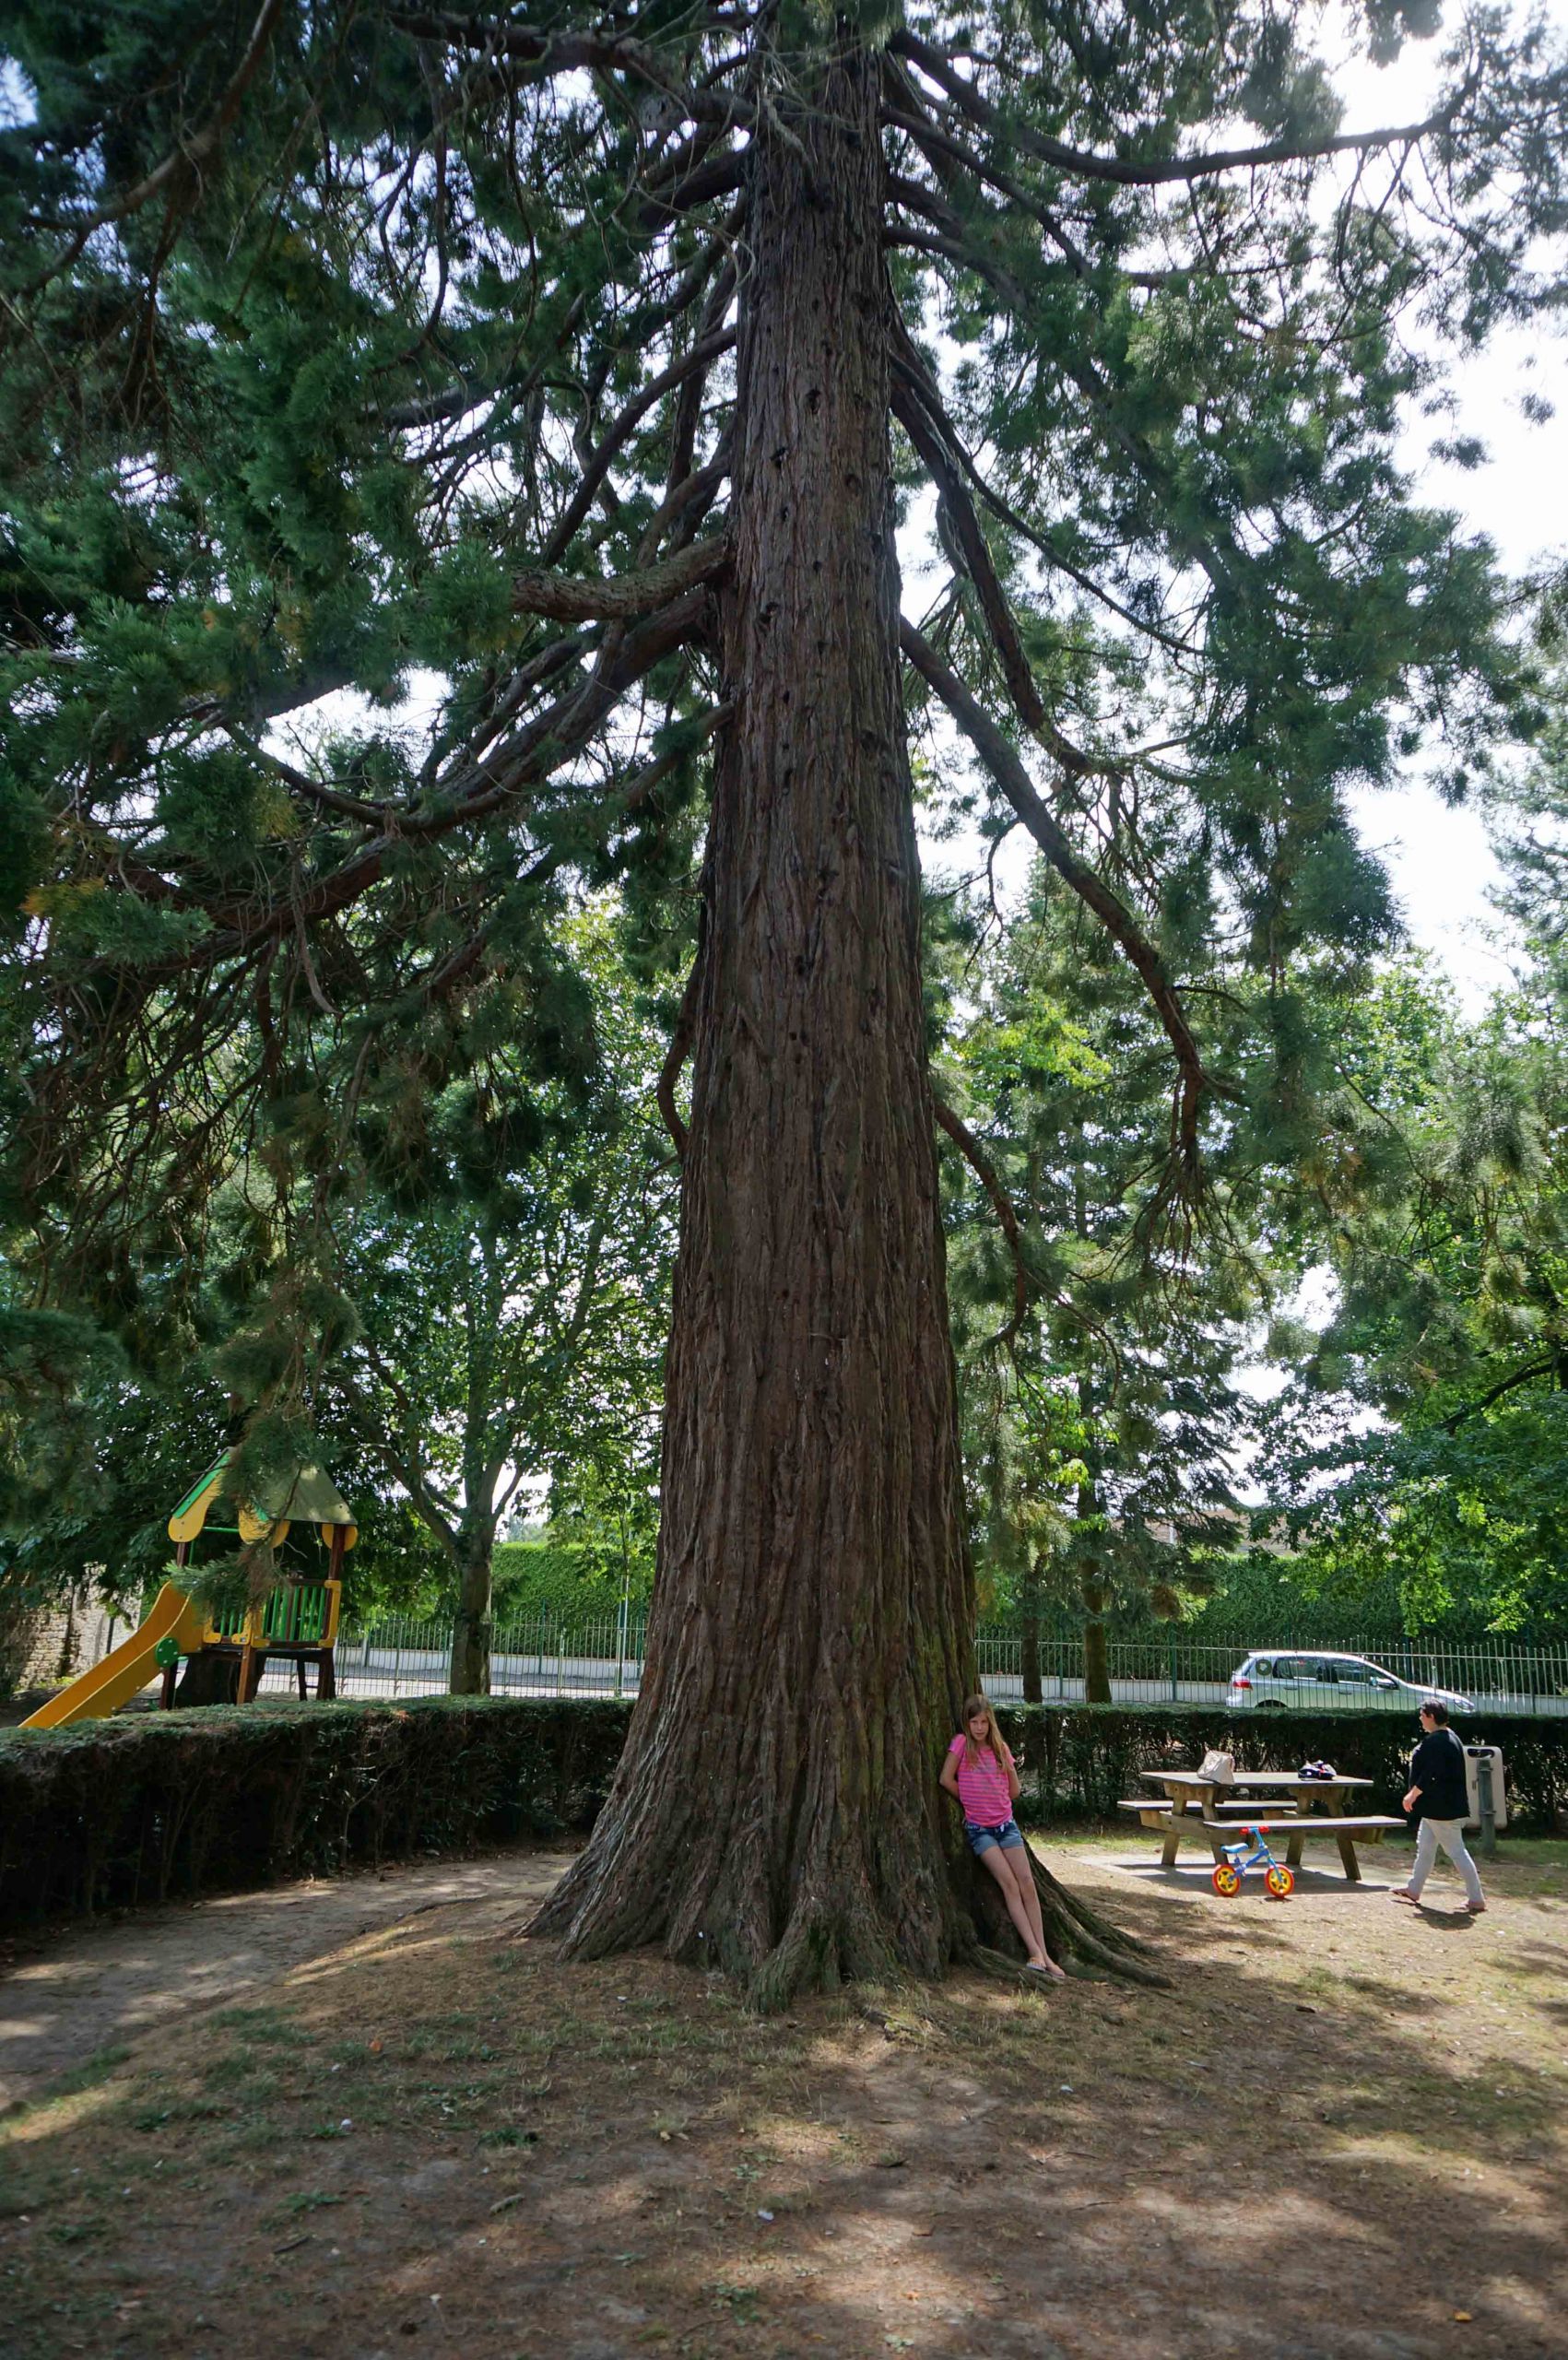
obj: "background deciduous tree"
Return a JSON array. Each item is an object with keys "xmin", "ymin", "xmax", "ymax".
[{"xmin": 324, "ymin": 911, "xmax": 675, "ymax": 1690}]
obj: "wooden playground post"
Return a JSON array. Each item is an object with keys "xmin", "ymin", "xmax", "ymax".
[{"xmin": 320, "ymin": 1525, "xmax": 345, "ymax": 1699}]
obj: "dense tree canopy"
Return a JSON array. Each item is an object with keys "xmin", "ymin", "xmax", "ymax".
[
  {"xmin": 5, "ymin": 0, "xmax": 1567, "ymax": 1993},
  {"xmin": 1261, "ymin": 680, "xmax": 1568, "ymax": 1641},
  {"xmin": 4, "ymin": 1, "xmax": 1562, "ymax": 1234}
]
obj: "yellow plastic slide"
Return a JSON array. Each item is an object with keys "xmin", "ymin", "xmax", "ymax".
[{"xmin": 20, "ymin": 1582, "xmax": 208, "ymax": 1730}]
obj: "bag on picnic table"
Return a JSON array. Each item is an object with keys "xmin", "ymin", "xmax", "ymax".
[
  {"xmin": 1298, "ymin": 1760, "xmax": 1336, "ymax": 1780},
  {"xmin": 1197, "ymin": 1748, "xmax": 1235, "ymax": 1785}
]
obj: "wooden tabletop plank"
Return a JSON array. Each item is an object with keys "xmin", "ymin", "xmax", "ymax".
[{"xmin": 1139, "ymin": 1769, "xmax": 1373, "ymax": 1790}]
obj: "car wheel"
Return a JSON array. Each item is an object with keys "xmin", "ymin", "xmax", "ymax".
[{"xmin": 1256, "ymin": 1700, "xmax": 1286, "ymax": 1712}]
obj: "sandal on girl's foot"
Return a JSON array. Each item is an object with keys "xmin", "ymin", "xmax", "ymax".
[
  {"xmin": 1026, "ymin": 1959, "xmax": 1067, "ymax": 1980},
  {"xmin": 1390, "ymin": 1889, "xmax": 1421, "ymax": 1906}
]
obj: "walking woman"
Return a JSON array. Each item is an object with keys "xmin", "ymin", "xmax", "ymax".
[
  {"xmin": 941, "ymin": 1693, "xmax": 1065, "ymax": 1977},
  {"xmin": 1393, "ymin": 1700, "xmax": 1486, "ymax": 1913}
]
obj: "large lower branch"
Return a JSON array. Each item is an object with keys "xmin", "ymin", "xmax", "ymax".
[
  {"xmin": 512, "ymin": 534, "xmax": 729, "ymax": 622},
  {"xmin": 86, "ymin": 589, "xmax": 714, "ymax": 989}
]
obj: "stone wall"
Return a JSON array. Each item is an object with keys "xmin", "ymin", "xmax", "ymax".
[{"xmin": 2, "ymin": 1581, "xmax": 120, "ymax": 1698}]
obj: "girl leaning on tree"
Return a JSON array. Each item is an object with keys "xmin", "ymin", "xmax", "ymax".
[{"xmin": 940, "ymin": 1695, "xmax": 1065, "ymax": 1978}]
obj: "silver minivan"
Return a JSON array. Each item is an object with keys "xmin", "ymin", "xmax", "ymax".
[{"xmin": 1226, "ymin": 1650, "xmax": 1475, "ymax": 1714}]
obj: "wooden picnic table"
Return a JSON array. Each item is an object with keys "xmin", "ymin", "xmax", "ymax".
[{"xmin": 1119, "ymin": 1768, "xmax": 1400, "ymax": 1882}]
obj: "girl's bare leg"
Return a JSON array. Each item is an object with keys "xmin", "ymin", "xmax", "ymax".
[
  {"xmin": 979, "ymin": 1846, "xmax": 1046, "ymax": 1965},
  {"xmin": 1006, "ymin": 1843, "xmax": 1065, "ymax": 1976}
]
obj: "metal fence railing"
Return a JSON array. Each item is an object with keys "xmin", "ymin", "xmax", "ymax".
[
  {"xmin": 971, "ymin": 1632, "xmax": 1568, "ymax": 1714},
  {"xmin": 256, "ymin": 1616, "xmax": 1568, "ymax": 1717}
]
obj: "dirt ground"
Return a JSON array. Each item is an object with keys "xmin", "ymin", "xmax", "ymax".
[
  {"xmin": 0, "ymin": 1853, "xmax": 572, "ymax": 2112},
  {"xmin": 2, "ymin": 1832, "xmax": 1564, "ymax": 2360}
]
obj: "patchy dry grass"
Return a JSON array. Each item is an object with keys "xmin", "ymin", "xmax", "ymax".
[{"xmin": 1, "ymin": 1835, "xmax": 1565, "ymax": 2359}]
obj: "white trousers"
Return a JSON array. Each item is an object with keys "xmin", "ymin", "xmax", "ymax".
[{"xmin": 1409, "ymin": 1816, "xmax": 1484, "ymax": 1907}]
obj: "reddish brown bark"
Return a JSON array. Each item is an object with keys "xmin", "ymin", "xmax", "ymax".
[{"xmin": 533, "ymin": 51, "xmax": 1151, "ymax": 2001}]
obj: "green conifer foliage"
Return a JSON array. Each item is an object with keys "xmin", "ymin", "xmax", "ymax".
[{"xmin": 943, "ymin": 863, "xmax": 1256, "ymax": 1696}]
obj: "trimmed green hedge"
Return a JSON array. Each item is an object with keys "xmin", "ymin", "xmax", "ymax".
[
  {"xmin": 3, "ymin": 1698, "xmax": 1562, "ymax": 1935},
  {"xmin": 491, "ymin": 1539, "xmax": 652, "ymax": 1624},
  {"xmin": 993, "ymin": 1705, "xmax": 1568, "ymax": 1833},
  {"xmin": 0, "ymin": 1696, "xmax": 631, "ymax": 1931}
]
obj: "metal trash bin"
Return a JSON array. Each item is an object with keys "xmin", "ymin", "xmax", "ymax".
[{"xmin": 1463, "ymin": 1744, "xmax": 1506, "ymax": 1841}]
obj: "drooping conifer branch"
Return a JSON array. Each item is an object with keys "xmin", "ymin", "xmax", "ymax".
[
  {"xmin": 537, "ymin": 328, "xmax": 737, "ymax": 568},
  {"xmin": 890, "ymin": 343, "xmax": 1107, "ymax": 782},
  {"xmin": 887, "ymin": 27, "xmax": 1466, "ymax": 187},
  {"xmin": 882, "ymin": 150, "xmax": 1247, "ymax": 607},
  {"xmin": 932, "ymin": 1094, "xmax": 1029, "ymax": 1344},
  {"xmin": 71, "ymin": 589, "xmax": 715, "ymax": 987},
  {"xmin": 902, "ymin": 619, "xmax": 1226, "ymax": 1178},
  {"xmin": 19, "ymin": 0, "xmax": 289, "ymax": 301},
  {"xmin": 388, "ymin": 9, "xmax": 756, "ymax": 127}
]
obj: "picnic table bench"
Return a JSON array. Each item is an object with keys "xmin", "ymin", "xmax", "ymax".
[{"xmin": 1117, "ymin": 1769, "xmax": 1404, "ymax": 1882}]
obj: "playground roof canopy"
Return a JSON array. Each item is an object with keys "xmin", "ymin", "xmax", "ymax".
[{"xmin": 168, "ymin": 1455, "xmax": 359, "ymax": 1551}]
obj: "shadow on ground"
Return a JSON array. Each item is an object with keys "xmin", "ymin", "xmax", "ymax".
[{"xmin": 1, "ymin": 1840, "xmax": 1563, "ymax": 2360}]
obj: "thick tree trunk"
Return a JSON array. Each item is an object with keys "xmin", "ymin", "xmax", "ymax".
[
  {"xmin": 1075, "ymin": 1388, "xmax": 1114, "ymax": 1705},
  {"xmin": 1020, "ymin": 1556, "xmax": 1043, "ymax": 1705},
  {"xmin": 450, "ymin": 1534, "xmax": 494, "ymax": 1696},
  {"xmin": 1082, "ymin": 1595, "xmax": 1113, "ymax": 1707},
  {"xmin": 534, "ymin": 51, "xmax": 1152, "ymax": 2000}
]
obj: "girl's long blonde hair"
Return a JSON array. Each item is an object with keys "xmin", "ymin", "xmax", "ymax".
[{"xmin": 960, "ymin": 1693, "xmax": 1011, "ymax": 1773}]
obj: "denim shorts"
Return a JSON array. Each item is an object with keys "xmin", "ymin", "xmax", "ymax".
[{"xmin": 965, "ymin": 1818, "xmax": 1025, "ymax": 1857}]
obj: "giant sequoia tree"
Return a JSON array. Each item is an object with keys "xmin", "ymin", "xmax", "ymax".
[{"xmin": 4, "ymin": 2, "xmax": 1564, "ymax": 1998}]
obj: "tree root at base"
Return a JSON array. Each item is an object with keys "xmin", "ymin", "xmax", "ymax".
[{"xmin": 521, "ymin": 1838, "xmax": 1169, "ymax": 2004}]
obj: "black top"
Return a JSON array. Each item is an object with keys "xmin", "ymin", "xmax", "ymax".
[{"xmin": 1410, "ymin": 1728, "xmax": 1469, "ymax": 1821}]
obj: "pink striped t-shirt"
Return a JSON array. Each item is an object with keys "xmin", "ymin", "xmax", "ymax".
[{"xmin": 948, "ymin": 1733, "xmax": 1013, "ymax": 1824}]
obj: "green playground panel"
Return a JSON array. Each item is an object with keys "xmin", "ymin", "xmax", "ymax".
[
  {"xmin": 262, "ymin": 1583, "xmax": 332, "ymax": 1643},
  {"xmin": 192, "ymin": 1584, "xmax": 332, "ymax": 1646}
]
